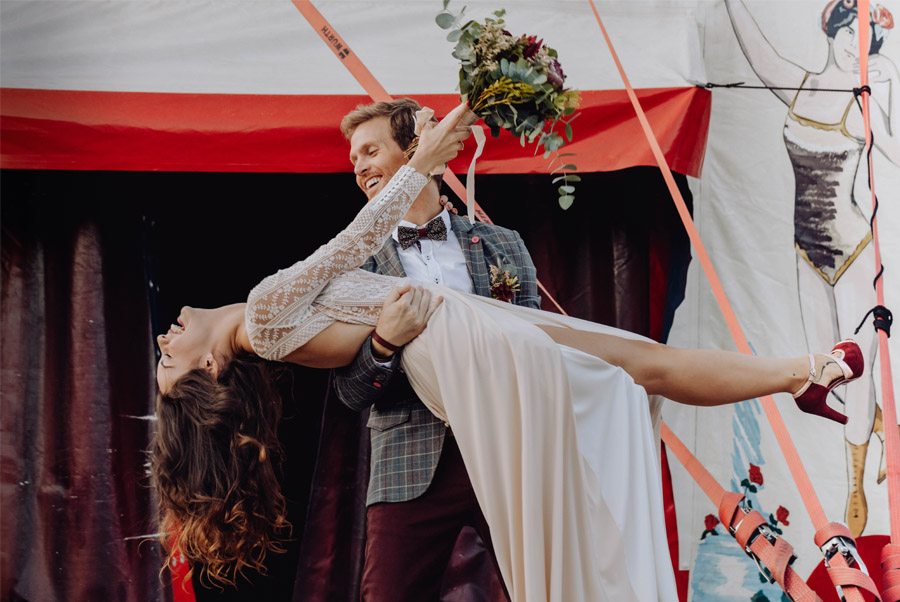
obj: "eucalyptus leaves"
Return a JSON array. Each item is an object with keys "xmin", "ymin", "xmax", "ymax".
[{"xmin": 436, "ymin": 2, "xmax": 582, "ymax": 208}]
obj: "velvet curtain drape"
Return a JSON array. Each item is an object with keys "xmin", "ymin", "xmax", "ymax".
[
  {"xmin": 1, "ymin": 181, "xmax": 164, "ymax": 601},
  {"xmin": 1, "ymin": 167, "xmax": 690, "ymax": 602}
]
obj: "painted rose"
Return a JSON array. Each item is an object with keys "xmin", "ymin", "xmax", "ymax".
[
  {"xmin": 748, "ymin": 463, "xmax": 764, "ymax": 486},
  {"xmin": 776, "ymin": 505, "xmax": 790, "ymax": 526}
]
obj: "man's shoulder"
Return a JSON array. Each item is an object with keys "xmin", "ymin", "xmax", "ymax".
[{"xmin": 450, "ymin": 214, "xmax": 521, "ymax": 242}]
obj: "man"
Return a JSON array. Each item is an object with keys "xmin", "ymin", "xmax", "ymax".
[{"xmin": 333, "ymin": 98, "xmax": 540, "ymax": 601}]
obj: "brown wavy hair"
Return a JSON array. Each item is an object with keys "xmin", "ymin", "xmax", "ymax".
[{"xmin": 152, "ymin": 352, "xmax": 291, "ymax": 588}]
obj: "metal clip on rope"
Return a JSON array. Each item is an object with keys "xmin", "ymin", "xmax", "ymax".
[
  {"xmin": 718, "ymin": 492, "xmax": 820, "ymax": 601},
  {"xmin": 814, "ymin": 522, "xmax": 881, "ymax": 602}
]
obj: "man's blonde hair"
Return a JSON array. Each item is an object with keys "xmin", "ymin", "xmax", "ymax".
[{"xmin": 340, "ymin": 98, "xmax": 435, "ymax": 154}]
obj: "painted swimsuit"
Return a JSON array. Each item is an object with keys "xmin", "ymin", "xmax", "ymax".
[{"xmin": 783, "ymin": 73, "xmax": 872, "ymax": 285}]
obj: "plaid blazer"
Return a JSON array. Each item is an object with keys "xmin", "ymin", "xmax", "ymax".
[{"xmin": 333, "ymin": 214, "xmax": 540, "ymax": 505}]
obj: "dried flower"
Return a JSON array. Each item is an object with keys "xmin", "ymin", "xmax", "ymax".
[
  {"xmin": 522, "ymin": 35, "xmax": 543, "ymax": 59},
  {"xmin": 489, "ymin": 263, "xmax": 521, "ymax": 302},
  {"xmin": 547, "ymin": 59, "xmax": 566, "ymax": 89}
]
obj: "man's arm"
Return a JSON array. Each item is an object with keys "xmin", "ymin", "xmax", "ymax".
[
  {"xmin": 333, "ymin": 335, "xmax": 404, "ymax": 412},
  {"xmin": 334, "ymin": 285, "xmax": 442, "ymax": 412}
]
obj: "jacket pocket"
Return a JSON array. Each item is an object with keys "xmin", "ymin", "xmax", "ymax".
[{"xmin": 367, "ymin": 408, "xmax": 411, "ymax": 431}]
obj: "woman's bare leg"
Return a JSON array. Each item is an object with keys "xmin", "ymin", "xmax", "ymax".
[{"xmin": 537, "ymin": 325, "xmax": 842, "ymax": 407}]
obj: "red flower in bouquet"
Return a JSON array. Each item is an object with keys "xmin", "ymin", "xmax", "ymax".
[
  {"xmin": 748, "ymin": 464, "xmax": 764, "ymax": 486},
  {"xmin": 522, "ymin": 35, "xmax": 543, "ymax": 59}
]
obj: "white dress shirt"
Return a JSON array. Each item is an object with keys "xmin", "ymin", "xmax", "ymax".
[{"xmin": 390, "ymin": 209, "xmax": 475, "ymax": 294}]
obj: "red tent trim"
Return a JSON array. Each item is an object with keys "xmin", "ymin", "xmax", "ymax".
[{"xmin": 1, "ymin": 87, "xmax": 709, "ymax": 176}]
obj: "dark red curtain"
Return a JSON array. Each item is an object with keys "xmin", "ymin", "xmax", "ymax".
[
  {"xmin": 1, "ymin": 182, "xmax": 165, "ymax": 601},
  {"xmin": 1, "ymin": 167, "xmax": 690, "ymax": 602}
]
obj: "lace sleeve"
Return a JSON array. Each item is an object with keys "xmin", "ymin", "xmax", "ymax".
[{"xmin": 246, "ymin": 165, "xmax": 429, "ymax": 359}]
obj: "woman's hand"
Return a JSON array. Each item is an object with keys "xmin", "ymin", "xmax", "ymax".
[
  {"xmin": 408, "ymin": 103, "xmax": 477, "ymax": 176},
  {"xmin": 371, "ymin": 285, "xmax": 444, "ymax": 357},
  {"xmin": 439, "ymin": 194, "xmax": 460, "ymax": 215}
]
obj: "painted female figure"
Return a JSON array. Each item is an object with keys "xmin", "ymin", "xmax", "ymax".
[{"xmin": 726, "ymin": 0, "xmax": 899, "ymax": 535}]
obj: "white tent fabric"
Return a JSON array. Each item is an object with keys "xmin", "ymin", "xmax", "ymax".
[{"xmin": 1, "ymin": 1, "xmax": 705, "ymax": 94}]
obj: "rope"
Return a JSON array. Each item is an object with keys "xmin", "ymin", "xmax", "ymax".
[
  {"xmin": 661, "ymin": 423, "xmax": 824, "ymax": 601},
  {"xmin": 705, "ymin": 81, "xmax": 857, "ymax": 93},
  {"xmin": 857, "ymin": 0, "xmax": 900, "ymax": 562}
]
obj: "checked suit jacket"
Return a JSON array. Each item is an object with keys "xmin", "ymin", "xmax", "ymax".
[{"xmin": 333, "ymin": 213, "xmax": 540, "ymax": 506}]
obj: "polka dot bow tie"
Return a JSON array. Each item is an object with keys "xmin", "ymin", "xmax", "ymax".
[{"xmin": 397, "ymin": 217, "xmax": 448, "ymax": 250}]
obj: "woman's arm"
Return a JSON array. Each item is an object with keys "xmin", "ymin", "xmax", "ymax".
[
  {"xmin": 245, "ymin": 165, "xmax": 430, "ymax": 358},
  {"xmin": 246, "ymin": 103, "xmax": 472, "ymax": 359},
  {"xmin": 724, "ymin": 0, "xmax": 806, "ymax": 106}
]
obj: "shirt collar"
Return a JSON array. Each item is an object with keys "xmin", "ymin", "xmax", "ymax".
[{"xmin": 391, "ymin": 208, "xmax": 453, "ymax": 244}]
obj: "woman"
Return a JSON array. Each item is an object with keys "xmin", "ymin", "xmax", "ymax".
[
  {"xmin": 725, "ymin": 0, "xmax": 898, "ymax": 537},
  {"xmin": 153, "ymin": 103, "xmax": 862, "ymax": 601}
]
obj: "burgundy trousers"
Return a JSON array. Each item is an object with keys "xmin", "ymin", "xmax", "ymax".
[{"xmin": 360, "ymin": 435, "xmax": 508, "ymax": 602}]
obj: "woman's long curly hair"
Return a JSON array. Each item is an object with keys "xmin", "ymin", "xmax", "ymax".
[{"xmin": 152, "ymin": 352, "xmax": 291, "ymax": 588}]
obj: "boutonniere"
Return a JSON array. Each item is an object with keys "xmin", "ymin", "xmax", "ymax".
[{"xmin": 489, "ymin": 263, "xmax": 520, "ymax": 302}]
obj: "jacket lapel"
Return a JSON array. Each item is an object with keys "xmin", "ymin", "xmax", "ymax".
[
  {"xmin": 450, "ymin": 214, "xmax": 491, "ymax": 297},
  {"xmin": 371, "ymin": 239, "xmax": 407, "ymax": 278}
]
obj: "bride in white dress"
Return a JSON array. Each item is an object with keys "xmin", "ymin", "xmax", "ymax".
[{"xmin": 152, "ymin": 103, "xmax": 862, "ymax": 601}]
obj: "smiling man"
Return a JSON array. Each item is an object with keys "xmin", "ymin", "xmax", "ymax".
[{"xmin": 335, "ymin": 98, "xmax": 540, "ymax": 601}]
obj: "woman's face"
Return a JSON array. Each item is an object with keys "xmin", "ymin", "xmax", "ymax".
[
  {"xmin": 832, "ymin": 18, "xmax": 861, "ymax": 72},
  {"xmin": 156, "ymin": 306, "xmax": 225, "ymax": 394}
]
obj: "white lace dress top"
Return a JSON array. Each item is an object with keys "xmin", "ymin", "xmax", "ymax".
[{"xmin": 245, "ymin": 166, "xmax": 429, "ymax": 360}]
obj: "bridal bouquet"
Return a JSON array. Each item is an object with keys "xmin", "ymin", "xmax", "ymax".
[{"xmin": 436, "ymin": 2, "xmax": 582, "ymax": 208}]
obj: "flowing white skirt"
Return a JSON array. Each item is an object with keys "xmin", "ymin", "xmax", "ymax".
[{"xmin": 401, "ymin": 287, "xmax": 679, "ymax": 602}]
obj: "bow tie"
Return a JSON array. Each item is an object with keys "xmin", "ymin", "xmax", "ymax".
[{"xmin": 397, "ymin": 217, "xmax": 448, "ymax": 250}]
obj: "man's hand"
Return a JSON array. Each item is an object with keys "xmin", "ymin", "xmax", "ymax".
[{"xmin": 372, "ymin": 285, "xmax": 444, "ymax": 357}]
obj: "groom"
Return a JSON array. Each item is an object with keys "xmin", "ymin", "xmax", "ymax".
[{"xmin": 334, "ymin": 98, "xmax": 540, "ymax": 601}]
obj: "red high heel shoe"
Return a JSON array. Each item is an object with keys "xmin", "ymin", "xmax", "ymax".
[{"xmin": 792, "ymin": 340, "xmax": 863, "ymax": 425}]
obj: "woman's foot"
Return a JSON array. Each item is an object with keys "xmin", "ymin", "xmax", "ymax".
[{"xmin": 792, "ymin": 340, "xmax": 863, "ymax": 425}]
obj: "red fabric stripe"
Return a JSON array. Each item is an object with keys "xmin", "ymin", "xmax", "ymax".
[
  {"xmin": 660, "ymin": 444, "xmax": 690, "ymax": 602},
  {"xmin": 1, "ymin": 88, "xmax": 709, "ymax": 175}
]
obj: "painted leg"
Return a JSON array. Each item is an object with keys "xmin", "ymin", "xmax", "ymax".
[
  {"xmin": 830, "ymin": 246, "xmax": 881, "ymax": 531},
  {"xmin": 846, "ymin": 440, "xmax": 869, "ymax": 538}
]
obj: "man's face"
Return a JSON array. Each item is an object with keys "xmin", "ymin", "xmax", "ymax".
[{"xmin": 348, "ymin": 116, "xmax": 408, "ymax": 201}]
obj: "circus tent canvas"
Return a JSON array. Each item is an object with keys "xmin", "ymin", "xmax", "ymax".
[{"xmin": 2, "ymin": 1, "xmax": 899, "ymax": 600}]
